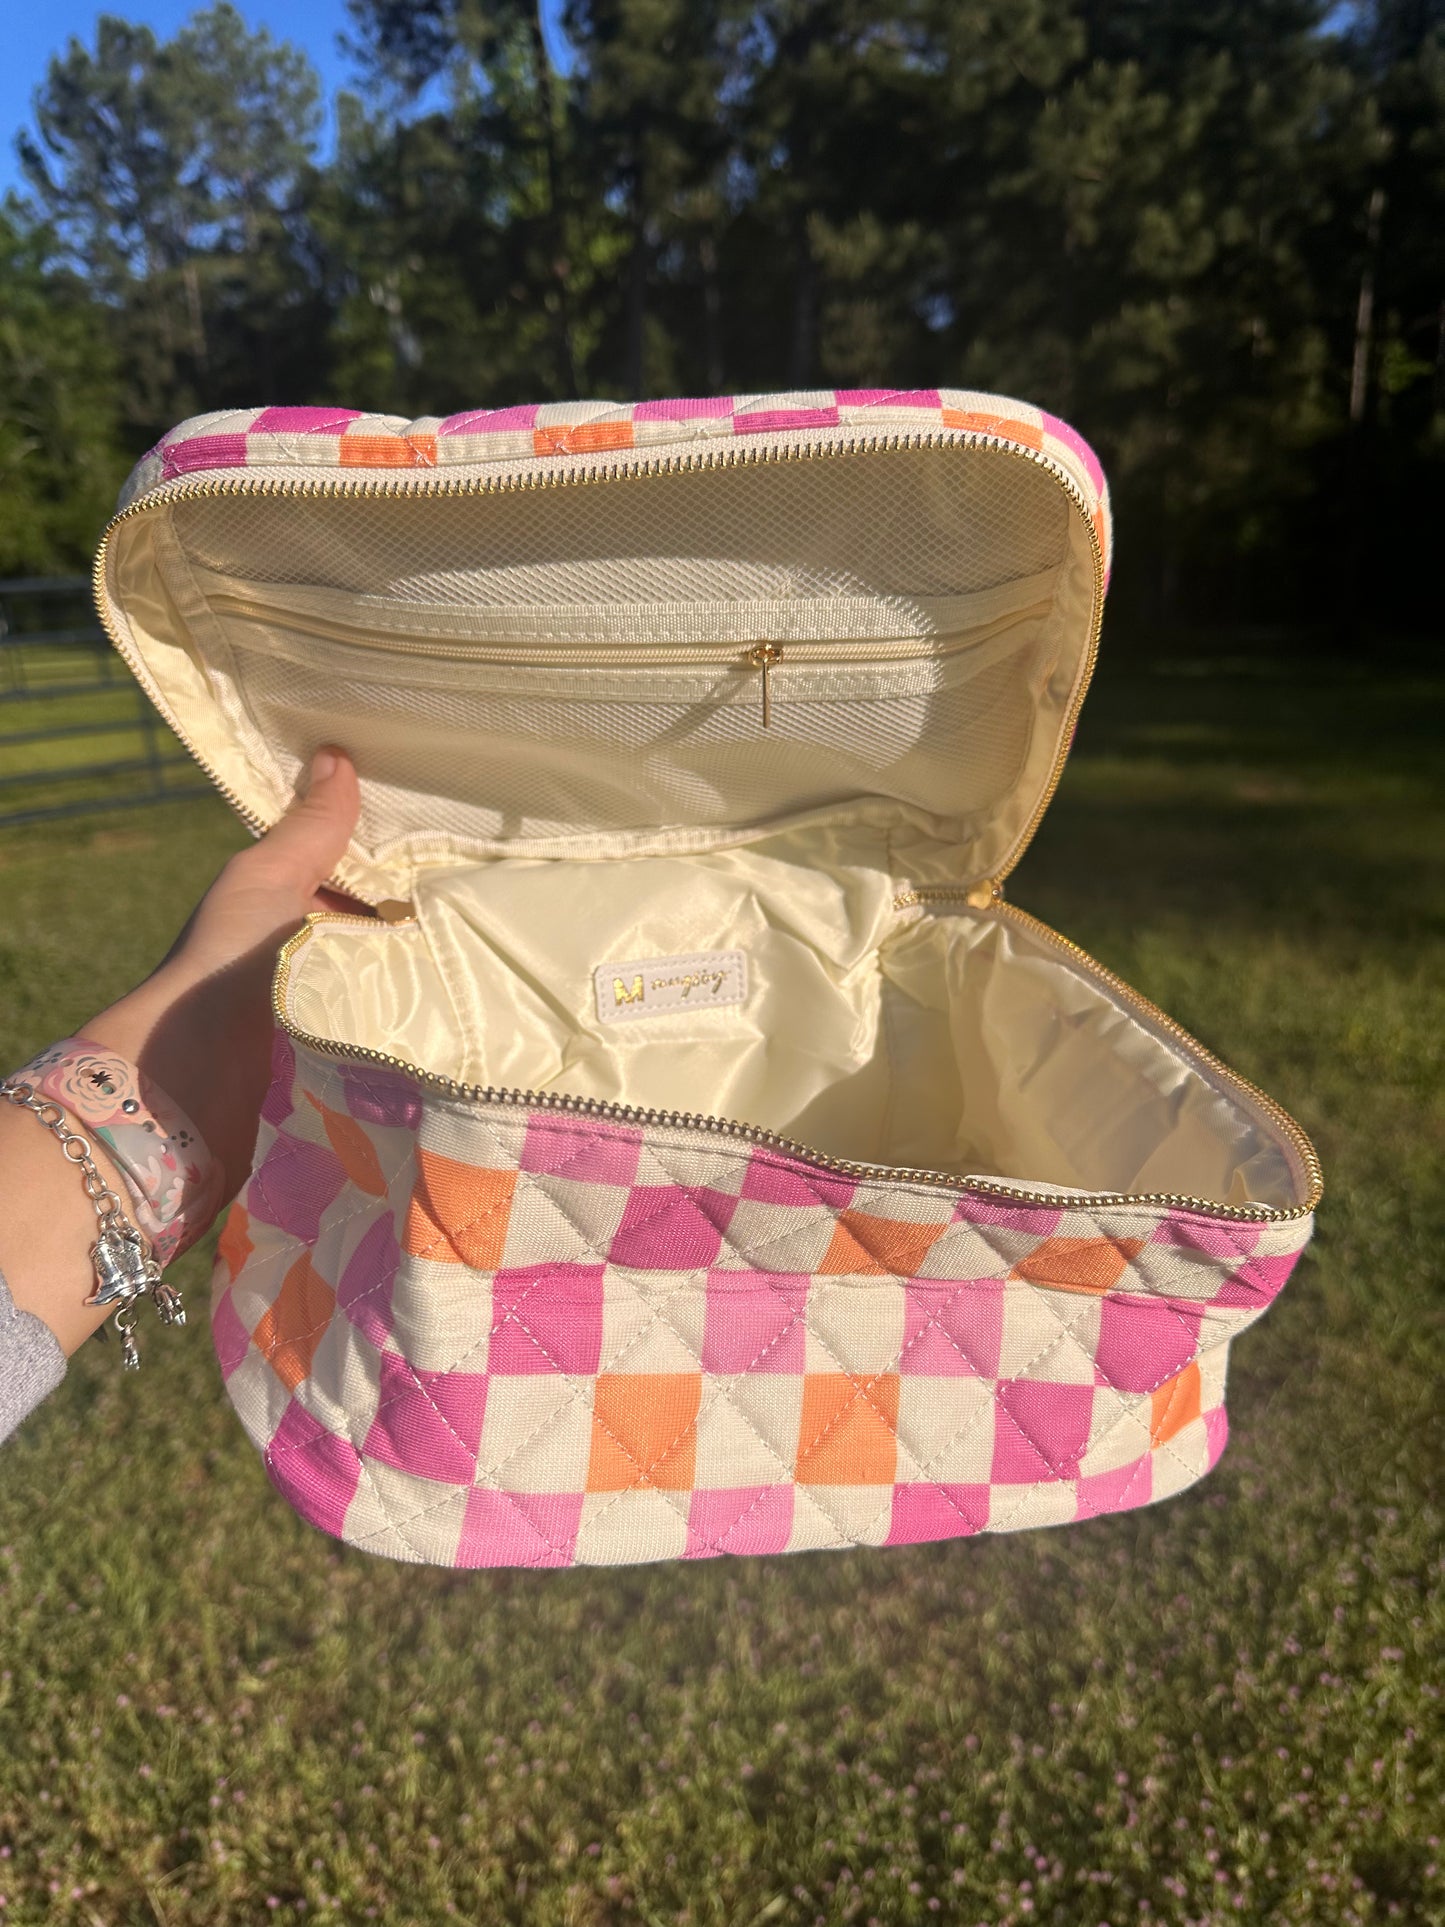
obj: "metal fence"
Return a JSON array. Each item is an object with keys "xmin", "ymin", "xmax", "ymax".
[{"xmin": 0, "ymin": 576, "xmax": 212, "ymax": 827}]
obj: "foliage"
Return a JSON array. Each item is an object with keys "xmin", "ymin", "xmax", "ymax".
[
  {"xmin": 4, "ymin": 0, "xmax": 1444, "ymax": 631},
  {"xmin": 0, "ymin": 646, "xmax": 1440, "ymax": 1923},
  {"xmin": 19, "ymin": 6, "xmax": 326, "ymax": 435},
  {"xmin": 0, "ymin": 209, "xmax": 129, "ymax": 577}
]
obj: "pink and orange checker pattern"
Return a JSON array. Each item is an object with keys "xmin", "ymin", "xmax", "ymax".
[
  {"xmin": 211, "ymin": 1035, "xmax": 1311, "ymax": 1569},
  {"xmin": 119, "ymin": 387, "xmax": 1111, "ymax": 577}
]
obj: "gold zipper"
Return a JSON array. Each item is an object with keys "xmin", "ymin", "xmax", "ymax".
[
  {"xmin": 894, "ymin": 892, "xmax": 1322, "ymax": 1216},
  {"xmin": 94, "ymin": 427, "xmax": 1320, "ymax": 1223},
  {"xmin": 205, "ymin": 586, "xmax": 1050, "ymax": 736},
  {"xmin": 91, "ymin": 427, "xmax": 1104, "ymax": 868},
  {"xmin": 271, "ymin": 899, "xmax": 1320, "ymax": 1223},
  {"xmin": 94, "ymin": 427, "xmax": 1315, "ymax": 1225},
  {"xmin": 745, "ymin": 642, "xmax": 783, "ymax": 726}
]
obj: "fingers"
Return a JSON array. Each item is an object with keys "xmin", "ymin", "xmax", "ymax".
[{"xmin": 247, "ymin": 747, "xmax": 361, "ymax": 900}]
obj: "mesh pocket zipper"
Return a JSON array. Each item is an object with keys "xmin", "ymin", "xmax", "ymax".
[{"xmin": 203, "ymin": 582, "xmax": 1055, "ymax": 728}]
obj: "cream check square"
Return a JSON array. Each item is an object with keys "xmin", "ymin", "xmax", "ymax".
[
  {"xmin": 790, "ymin": 1481, "xmax": 894, "ymax": 1550},
  {"xmin": 1150, "ymin": 1419, "xmax": 1212, "ymax": 1497},
  {"xmin": 385, "ymin": 1265, "xmax": 492, "ymax": 1374},
  {"xmin": 477, "ymin": 1378, "xmax": 592, "ymax": 1492},
  {"xmin": 1076, "ymin": 1389, "xmax": 1154, "ymax": 1475},
  {"xmin": 804, "ymin": 1280, "xmax": 907, "ymax": 1376},
  {"xmin": 693, "ymin": 1383, "xmax": 798, "ymax": 1488},
  {"xmin": 497, "ymin": 1172, "xmax": 633, "ymax": 1266},
  {"xmin": 634, "ymin": 1141, "xmax": 752, "ymax": 1197},
  {"xmin": 597, "ymin": 1273, "xmax": 707, "ymax": 1373},
  {"xmin": 987, "ymin": 1479, "xmax": 1077, "ymax": 1532},
  {"xmin": 576, "ymin": 1487, "xmax": 690, "ymax": 1566},
  {"xmin": 716, "ymin": 1371, "xmax": 806, "ymax": 1474},
  {"xmin": 421, "ymin": 1110, "xmax": 528, "ymax": 1172},
  {"xmin": 303, "ymin": 1322, "xmax": 384, "ymax": 1442},
  {"xmin": 345, "ymin": 1459, "xmax": 471, "ymax": 1562},
  {"xmin": 1197, "ymin": 1344, "xmax": 1229, "ymax": 1406},
  {"xmin": 916, "ymin": 1218, "xmax": 1037, "ymax": 1281},
  {"xmin": 996, "ymin": 1288, "xmax": 1101, "ymax": 1382},
  {"xmin": 711, "ymin": 1197, "xmax": 839, "ymax": 1273},
  {"xmin": 894, "ymin": 1375, "xmax": 999, "ymax": 1485}
]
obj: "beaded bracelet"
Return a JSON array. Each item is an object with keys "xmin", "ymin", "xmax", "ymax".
[
  {"xmin": 8, "ymin": 1038, "xmax": 222, "ymax": 1265},
  {"xmin": 0, "ymin": 1079, "xmax": 185, "ymax": 1369}
]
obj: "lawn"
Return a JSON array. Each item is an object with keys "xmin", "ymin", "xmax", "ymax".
[{"xmin": 0, "ymin": 636, "xmax": 1439, "ymax": 1927}]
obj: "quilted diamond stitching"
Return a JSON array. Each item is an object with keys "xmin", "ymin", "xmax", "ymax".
[{"xmin": 236, "ymin": 1062, "xmax": 1286, "ymax": 1563}]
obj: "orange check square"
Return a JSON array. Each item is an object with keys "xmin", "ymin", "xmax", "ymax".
[
  {"xmin": 1150, "ymin": 1363, "xmax": 1201, "ymax": 1446},
  {"xmin": 819, "ymin": 1211, "xmax": 946, "ymax": 1277},
  {"xmin": 533, "ymin": 419, "xmax": 634, "ymax": 457},
  {"xmin": 216, "ymin": 1203, "xmax": 253, "ymax": 1285},
  {"xmin": 588, "ymin": 1373, "xmax": 702, "ymax": 1492},
  {"xmin": 339, "ymin": 432, "xmax": 437, "ymax": 467},
  {"xmin": 404, "ymin": 1148, "xmax": 516, "ymax": 1269},
  {"xmin": 1011, "ymin": 1235, "xmax": 1145, "ymax": 1295},
  {"xmin": 796, "ymin": 1373, "xmax": 899, "ymax": 1485},
  {"xmin": 253, "ymin": 1250, "xmax": 334, "ymax": 1392}
]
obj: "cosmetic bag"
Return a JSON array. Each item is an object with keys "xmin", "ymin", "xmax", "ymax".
[{"xmin": 97, "ymin": 388, "xmax": 1322, "ymax": 1569}]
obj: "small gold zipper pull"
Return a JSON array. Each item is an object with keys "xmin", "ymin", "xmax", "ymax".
[{"xmin": 745, "ymin": 642, "xmax": 783, "ymax": 726}]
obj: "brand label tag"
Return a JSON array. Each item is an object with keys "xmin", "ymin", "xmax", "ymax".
[{"xmin": 594, "ymin": 950, "xmax": 749, "ymax": 1025}]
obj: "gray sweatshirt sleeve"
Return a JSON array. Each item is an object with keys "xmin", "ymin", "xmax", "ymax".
[{"xmin": 0, "ymin": 1265, "xmax": 67, "ymax": 1442}]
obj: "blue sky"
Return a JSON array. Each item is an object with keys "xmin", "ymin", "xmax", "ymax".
[{"xmin": 1, "ymin": 0, "xmax": 571, "ymax": 202}]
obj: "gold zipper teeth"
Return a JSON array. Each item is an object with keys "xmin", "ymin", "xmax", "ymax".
[
  {"xmin": 95, "ymin": 426, "xmax": 1319, "ymax": 1225},
  {"xmin": 894, "ymin": 892, "xmax": 1322, "ymax": 1215},
  {"xmin": 272, "ymin": 904, "xmax": 1320, "ymax": 1224},
  {"xmin": 204, "ymin": 616, "xmax": 1012, "ymax": 671},
  {"xmin": 91, "ymin": 427, "xmax": 1104, "ymax": 872}
]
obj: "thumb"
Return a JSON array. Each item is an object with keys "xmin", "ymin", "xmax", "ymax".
[{"xmin": 248, "ymin": 747, "xmax": 361, "ymax": 899}]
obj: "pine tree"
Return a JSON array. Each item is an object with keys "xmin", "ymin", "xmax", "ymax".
[{"xmin": 18, "ymin": 5, "xmax": 327, "ymax": 438}]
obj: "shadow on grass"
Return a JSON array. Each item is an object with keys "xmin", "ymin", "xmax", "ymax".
[{"xmin": 1020, "ymin": 644, "xmax": 1445, "ymax": 953}]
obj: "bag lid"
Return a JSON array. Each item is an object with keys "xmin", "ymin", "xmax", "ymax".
[{"xmin": 98, "ymin": 388, "xmax": 1109, "ymax": 903}]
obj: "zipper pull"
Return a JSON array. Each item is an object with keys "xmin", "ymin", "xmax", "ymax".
[{"xmin": 745, "ymin": 643, "xmax": 783, "ymax": 727}]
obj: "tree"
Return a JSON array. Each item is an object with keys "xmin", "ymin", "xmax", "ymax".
[
  {"xmin": 0, "ymin": 205, "xmax": 129, "ymax": 574},
  {"xmin": 19, "ymin": 6, "xmax": 328, "ymax": 436},
  {"xmin": 343, "ymin": 0, "xmax": 591, "ymax": 400}
]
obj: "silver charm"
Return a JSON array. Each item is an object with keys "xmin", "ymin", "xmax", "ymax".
[
  {"xmin": 88, "ymin": 1221, "xmax": 154, "ymax": 1307},
  {"xmin": 152, "ymin": 1281, "xmax": 187, "ymax": 1327},
  {"xmin": 114, "ymin": 1304, "xmax": 142, "ymax": 1371},
  {"xmin": 3, "ymin": 1077, "xmax": 178, "ymax": 1375}
]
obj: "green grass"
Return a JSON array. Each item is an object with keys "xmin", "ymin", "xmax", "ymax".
[{"xmin": 0, "ymin": 640, "xmax": 1440, "ymax": 1927}]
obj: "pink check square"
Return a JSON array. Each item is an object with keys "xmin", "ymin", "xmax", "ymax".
[
  {"xmin": 608, "ymin": 1184, "xmax": 739, "ymax": 1268},
  {"xmin": 701, "ymin": 1272, "xmax": 809, "ymax": 1374},
  {"xmin": 489, "ymin": 1264, "xmax": 605, "ymax": 1374}
]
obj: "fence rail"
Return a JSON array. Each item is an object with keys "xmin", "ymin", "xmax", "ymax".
[{"xmin": 0, "ymin": 576, "xmax": 212, "ymax": 828}]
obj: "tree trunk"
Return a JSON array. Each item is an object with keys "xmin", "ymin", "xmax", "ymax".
[
  {"xmin": 529, "ymin": 2, "xmax": 578, "ymax": 398},
  {"xmin": 1339, "ymin": 185, "xmax": 1387, "ymax": 646},
  {"xmin": 789, "ymin": 219, "xmax": 815, "ymax": 387},
  {"xmin": 701, "ymin": 234, "xmax": 724, "ymax": 392},
  {"xmin": 624, "ymin": 194, "xmax": 648, "ymax": 396},
  {"xmin": 183, "ymin": 258, "xmax": 207, "ymax": 370},
  {"xmin": 1349, "ymin": 185, "xmax": 1385, "ymax": 426}
]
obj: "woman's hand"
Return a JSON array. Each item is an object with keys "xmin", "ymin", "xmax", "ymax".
[{"xmin": 0, "ymin": 748, "xmax": 362, "ymax": 1353}]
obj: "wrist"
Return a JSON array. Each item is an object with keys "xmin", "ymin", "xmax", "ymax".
[{"xmin": 87, "ymin": 951, "xmax": 275, "ymax": 1201}]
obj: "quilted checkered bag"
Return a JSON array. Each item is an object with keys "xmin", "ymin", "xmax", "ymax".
[{"xmin": 97, "ymin": 389, "xmax": 1322, "ymax": 1568}]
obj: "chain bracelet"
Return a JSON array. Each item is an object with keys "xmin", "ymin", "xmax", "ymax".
[{"xmin": 1, "ymin": 1078, "xmax": 186, "ymax": 1369}]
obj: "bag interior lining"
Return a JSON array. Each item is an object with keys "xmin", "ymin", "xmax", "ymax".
[
  {"xmin": 104, "ymin": 446, "xmax": 1095, "ymax": 901},
  {"xmin": 102, "ymin": 437, "xmax": 1311, "ymax": 1212},
  {"xmin": 283, "ymin": 829, "xmax": 1306, "ymax": 1212}
]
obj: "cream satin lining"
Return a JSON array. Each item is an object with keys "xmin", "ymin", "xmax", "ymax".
[{"xmin": 284, "ymin": 827, "xmax": 1305, "ymax": 1210}]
